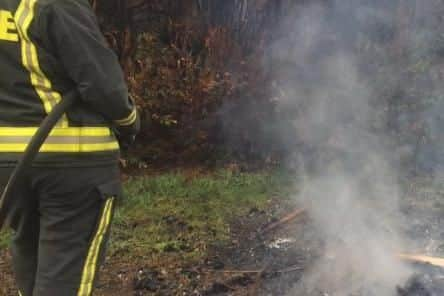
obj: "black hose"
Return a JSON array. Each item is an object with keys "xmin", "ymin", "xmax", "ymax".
[{"xmin": 0, "ymin": 95, "xmax": 76, "ymax": 229}]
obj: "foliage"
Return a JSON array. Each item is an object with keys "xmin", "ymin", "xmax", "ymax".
[
  {"xmin": 94, "ymin": 0, "xmax": 281, "ymax": 166},
  {"xmin": 0, "ymin": 230, "xmax": 11, "ymax": 250},
  {"xmin": 94, "ymin": 0, "xmax": 444, "ymax": 171}
]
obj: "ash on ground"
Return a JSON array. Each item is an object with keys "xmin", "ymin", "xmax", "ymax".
[{"xmin": 397, "ymin": 263, "xmax": 444, "ymax": 296}]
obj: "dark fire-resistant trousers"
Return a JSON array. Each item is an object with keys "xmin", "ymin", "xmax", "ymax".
[{"xmin": 0, "ymin": 165, "xmax": 122, "ymax": 296}]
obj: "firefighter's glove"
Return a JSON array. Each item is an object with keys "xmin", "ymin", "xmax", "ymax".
[{"xmin": 114, "ymin": 108, "xmax": 140, "ymax": 150}]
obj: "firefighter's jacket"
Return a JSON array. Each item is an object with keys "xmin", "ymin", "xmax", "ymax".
[{"xmin": 0, "ymin": 0, "xmax": 137, "ymax": 166}]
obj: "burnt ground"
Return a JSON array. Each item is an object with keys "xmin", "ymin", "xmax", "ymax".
[
  {"xmin": 2, "ymin": 175, "xmax": 444, "ymax": 295},
  {"xmin": 0, "ymin": 196, "xmax": 319, "ymax": 296},
  {"xmin": 395, "ymin": 176, "xmax": 444, "ymax": 296},
  {"xmin": 93, "ymin": 197, "xmax": 322, "ymax": 296}
]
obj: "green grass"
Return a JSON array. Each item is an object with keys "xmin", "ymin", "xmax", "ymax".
[
  {"xmin": 110, "ymin": 169, "xmax": 292, "ymax": 259},
  {"xmin": 0, "ymin": 170, "xmax": 293, "ymax": 261},
  {"xmin": 0, "ymin": 230, "xmax": 11, "ymax": 250}
]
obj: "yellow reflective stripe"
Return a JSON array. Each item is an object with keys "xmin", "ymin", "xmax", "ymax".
[
  {"xmin": 0, "ymin": 127, "xmax": 111, "ymax": 137},
  {"xmin": 114, "ymin": 107, "xmax": 137, "ymax": 126},
  {"xmin": 0, "ymin": 142, "xmax": 119, "ymax": 152},
  {"xmin": 15, "ymin": 0, "xmax": 68, "ymax": 128},
  {"xmin": 0, "ymin": 127, "xmax": 119, "ymax": 152},
  {"xmin": 78, "ymin": 198, "xmax": 114, "ymax": 296}
]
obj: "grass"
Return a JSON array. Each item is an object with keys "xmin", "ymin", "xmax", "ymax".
[
  {"xmin": 0, "ymin": 169, "xmax": 293, "ymax": 262},
  {"xmin": 110, "ymin": 169, "xmax": 292, "ymax": 260},
  {"xmin": 0, "ymin": 230, "xmax": 11, "ymax": 250}
]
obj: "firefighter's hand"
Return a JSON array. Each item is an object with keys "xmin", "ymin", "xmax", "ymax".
[{"xmin": 115, "ymin": 111, "xmax": 141, "ymax": 150}]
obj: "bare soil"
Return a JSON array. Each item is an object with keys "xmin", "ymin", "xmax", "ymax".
[{"xmin": 92, "ymin": 196, "xmax": 321, "ymax": 296}]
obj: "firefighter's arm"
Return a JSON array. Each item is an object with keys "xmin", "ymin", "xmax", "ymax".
[{"xmin": 36, "ymin": 0, "xmax": 139, "ymax": 136}]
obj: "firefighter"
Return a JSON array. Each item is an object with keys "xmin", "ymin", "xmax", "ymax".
[{"xmin": 0, "ymin": 0, "xmax": 139, "ymax": 295}]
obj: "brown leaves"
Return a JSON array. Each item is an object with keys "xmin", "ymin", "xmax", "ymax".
[{"xmin": 94, "ymin": 0, "xmax": 276, "ymax": 164}]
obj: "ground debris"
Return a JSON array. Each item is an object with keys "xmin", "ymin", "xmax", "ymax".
[
  {"xmin": 396, "ymin": 261, "xmax": 444, "ymax": 296},
  {"xmin": 201, "ymin": 282, "xmax": 234, "ymax": 295},
  {"xmin": 133, "ymin": 268, "xmax": 164, "ymax": 292},
  {"xmin": 397, "ymin": 275, "xmax": 432, "ymax": 296},
  {"xmin": 260, "ymin": 208, "xmax": 306, "ymax": 234}
]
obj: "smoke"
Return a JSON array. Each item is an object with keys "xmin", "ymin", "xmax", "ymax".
[{"xmin": 267, "ymin": 2, "xmax": 415, "ymax": 295}]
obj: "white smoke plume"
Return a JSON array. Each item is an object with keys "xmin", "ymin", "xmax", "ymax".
[{"xmin": 267, "ymin": 2, "xmax": 414, "ymax": 295}]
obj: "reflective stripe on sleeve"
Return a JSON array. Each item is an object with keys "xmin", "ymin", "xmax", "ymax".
[{"xmin": 114, "ymin": 107, "xmax": 137, "ymax": 126}]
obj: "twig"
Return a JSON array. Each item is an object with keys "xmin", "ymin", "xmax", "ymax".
[
  {"xmin": 275, "ymin": 266, "xmax": 304, "ymax": 273},
  {"xmin": 202, "ymin": 269, "xmax": 261, "ymax": 274},
  {"xmin": 202, "ymin": 265, "xmax": 303, "ymax": 275},
  {"xmin": 261, "ymin": 208, "xmax": 306, "ymax": 234},
  {"xmin": 221, "ymin": 282, "xmax": 236, "ymax": 291},
  {"xmin": 398, "ymin": 253, "xmax": 444, "ymax": 267},
  {"xmin": 200, "ymin": 264, "xmax": 304, "ymax": 294}
]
